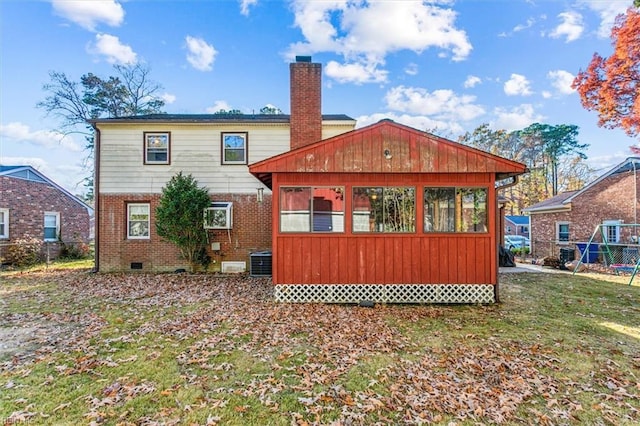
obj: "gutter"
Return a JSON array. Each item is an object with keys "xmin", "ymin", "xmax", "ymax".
[{"xmin": 494, "ymin": 175, "xmax": 519, "ymax": 304}]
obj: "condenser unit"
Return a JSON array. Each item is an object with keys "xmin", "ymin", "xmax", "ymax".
[{"xmin": 250, "ymin": 251, "xmax": 272, "ymax": 277}]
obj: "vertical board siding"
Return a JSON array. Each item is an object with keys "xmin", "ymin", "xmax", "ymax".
[{"xmin": 276, "ymin": 235, "xmax": 493, "ymax": 284}]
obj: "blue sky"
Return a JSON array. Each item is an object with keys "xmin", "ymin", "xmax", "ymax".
[{"xmin": 0, "ymin": 0, "xmax": 637, "ymax": 197}]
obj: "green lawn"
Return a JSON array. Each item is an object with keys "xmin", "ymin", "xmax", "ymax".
[{"xmin": 1, "ymin": 264, "xmax": 639, "ymax": 425}]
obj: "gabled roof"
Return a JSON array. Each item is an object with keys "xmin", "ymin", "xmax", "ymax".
[
  {"xmin": 91, "ymin": 113, "xmax": 355, "ymax": 124},
  {"xmin": 524, "ymin": 157, "xmax": 640, "ymax": 214},
  {"xmin": 0, "ymin": 165, "xmax": 93, "ymax": 213},
  {"xmin": 250, "ymin": 119, "xmax": 527, "ymax": 188},
  {"xmin": 505, "ymin": 215, "xmax": 530, "ymax": 226},
  {"xmin": 523, "ymin": 191, "xmax": 577, "ymax": 213}
]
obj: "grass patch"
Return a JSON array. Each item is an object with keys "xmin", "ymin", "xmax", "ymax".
[{"xmin": 1, "ymin": 266, "xmax": 639, "ymax": 424}]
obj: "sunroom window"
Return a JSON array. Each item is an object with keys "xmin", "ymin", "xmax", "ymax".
[
  {"xmin": 352, "ymin": 187, "xmax": 415, "ymax": 233},
  {"xmin": 424, "ymin": 187, "xmax": 487, "ymax": 233},
  {"xmin": 280, "ymin": 187, "xmax": 344, "ymax": 233}
]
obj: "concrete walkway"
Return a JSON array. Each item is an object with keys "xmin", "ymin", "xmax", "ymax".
[{"xmin": 499, "ymin": 262, "xmax": 569, "ymax": 274}]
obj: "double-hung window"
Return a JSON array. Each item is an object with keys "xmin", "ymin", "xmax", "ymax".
[
  {"xmin": 557, "ymin": 222, "xmax": 570, "ymax": 242},
  {"xmin": 222, "ymin": 132, "xmax": 248, "ymax": 164},
  {"xmin": 0, "ymin": 208, "xmax": 8, "ymax": 239},
  {"xmin": 352, "ymin": 187, "xmax": 415, "ymax": 233},
  {"xmin": 603, "ymin": 220, "xmax": 621, "ymax": 243},
  {"xmin": 127, "ymin": 203, "xmax": 150, "ymax": 239},
  {"xmin": 144, "ymin": 132, "xmax": 170, "ymax": 164},
  {"xmin": 44, "ymin": 212, "xmax": 60, "ymax": 241},
  {"xmin": 280, "ymin": 187, "xmax": 345, "ymax": 232},
  {"xmin": 424, "ymin": 187, "xmax": 487, "ymax": 233}
]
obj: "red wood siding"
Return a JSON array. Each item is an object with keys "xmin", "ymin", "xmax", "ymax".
[
  {"xmin": 271, "ymin": 172, "xmax": 498, "ymax": 286},
  {"xmin": 274, "ymin": 234, "xmax": 492, "ymax": 284},
  {"xmin": 251, "ymin": 120, "xmax": 525, "ymax": 177}
]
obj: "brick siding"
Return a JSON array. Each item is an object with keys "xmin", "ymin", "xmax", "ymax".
[
  {"xmin": 0, "ymin": 176, "xmax": 91, "ymax": 258},
  {"xmin": 530, "ymin": 171, "xmax": 639, "ymax": 258},
  {"xmin": 290, "ymin": 60, "xmax": 322, "ymax": 150},
  {"xmin": 98, "ymin": 193, "xmax": 272, "ymax": 272}
]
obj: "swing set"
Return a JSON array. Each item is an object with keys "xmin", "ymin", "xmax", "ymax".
[{"xmin": 572, "ymin": 223, "xmax": 640, "ymax": 286}]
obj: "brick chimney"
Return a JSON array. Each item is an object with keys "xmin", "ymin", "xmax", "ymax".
[{"xmin": 290, "ymin": 56, "xmax": 322, "ymax": 150}]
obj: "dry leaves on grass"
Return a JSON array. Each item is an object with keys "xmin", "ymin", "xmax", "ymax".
[{"xmin": 2, "ymin": 270, "xmax": 639, "ymax": 425}]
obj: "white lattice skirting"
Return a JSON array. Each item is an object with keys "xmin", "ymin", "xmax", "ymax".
[{"xmin": 274, "ymin": 284, "xmax": 495, "ymax": 304}]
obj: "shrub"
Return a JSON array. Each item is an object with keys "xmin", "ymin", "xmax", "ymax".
[
  {"xmin": 4, "ymin": 237, "xmax": 43, "ymax": 267},
  {"xmin": 59, "ymin": 241, "xmax": 91, "ymax": 260}
]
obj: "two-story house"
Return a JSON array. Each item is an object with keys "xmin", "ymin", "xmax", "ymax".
[
  {"xmin": 92, "ymin": 57, "xmax": 356, "ymax": 273},
  {"xmin": 94, "ymin": 57, "xmax": 527, "ymax": 304}
]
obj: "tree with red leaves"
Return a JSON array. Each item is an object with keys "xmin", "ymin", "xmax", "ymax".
[{"xmin": 572, "ymin": 7, "xmax": 640, "ymax": 152}]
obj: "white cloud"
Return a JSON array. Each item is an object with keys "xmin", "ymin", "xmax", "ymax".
[
  {"xmin": 579, "ymin": 0, "xmax": 629, "ymax": 38},
  {"xmin": 547, "ymin": 70, "xmax": 576, "ymax": 95},
  {"xmin": 504, "ymin": 74, "xmax": 533, "ymax": 96},
  {"xmin": 51, "ymin": 0, "xmax": 124, "ymax": 31},
  {"xmin": 385, "ymin": 86, "xmax": 485, "ymax": 121},
  {"xmin": 89, "ymin": 33, "xmax": 137, "ymax": 65},
  {"xmin": 161, "ymin": 93, "xmax": 177, "ymax": 104},
  {"xmin": 325, "ymin": 60, "xmax": 388, "ymax": 84},
  {"xmin": 287, "ymin": 0, "xmax": 471, "ymax": 84},
  {"xmin": 463, "ymin": 75, "xmax": 481, "ymax": 88},
  {"xmin": 205, "ymin": 100, "xmax": 233, "ymax": 113},
  {"xmin": 185, "ymin": 36, "xmax": 217, "ymax": 71},
  {"xmin": 0, "ymin": 122, "xmax": 82, "ymax": 152},
  {"xmin": 239, "ymin": 0, "xmax": 258, "ymax": 16},
  {"xmin": 513, "ymin": 17, "xmax": 536, "ymax": 33},
  {"xmin": 492, "ymin": 104, "xmax": 545, "ymax": 131},
  {"xmin": 549, "ymin": 11, "xmax": 584, "ymax": 42},
  {"xmin": 355, "ymin": 112, "xmax": 464, "ymax": 137},
  {"xmin": 404, "ymin": 63, "xmax": 418, "ymax": 76}
]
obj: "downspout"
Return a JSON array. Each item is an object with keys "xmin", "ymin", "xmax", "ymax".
[
  {"xmin": 91, "ymin": 124, "xmax": 101, "ymax": 273},
  {"xmin": 494, "ymin": 175, "xmax": 520, "ymax": 303}
]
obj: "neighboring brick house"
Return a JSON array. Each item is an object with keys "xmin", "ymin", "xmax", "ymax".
[
  {"xmin": 91, "ymin": 57, "xmax": 356, "ymax": 272},
  {"xmin": 523, "ymin": 157, "xmax": 640, "ymax": 261},
  {"xmin": 0, "ymin": 165, "xmax": 93, "ymax": 259},
  {"xmin": 505, "ymin": 215, "xmax": 529, "ymax": 237}
]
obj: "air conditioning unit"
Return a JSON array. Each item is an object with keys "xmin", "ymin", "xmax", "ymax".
[{"xmin": 250, "ymin": 251, "xmax": 272, "ymax": 277}]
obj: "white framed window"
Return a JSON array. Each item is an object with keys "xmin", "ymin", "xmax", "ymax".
[
  {"xmin": 603, "ymin": 220, "xmax": 622, "ymax": 243},
  {"xmin": 557, "ymin": 221, "xmax": 570, "ymax": 243},
  {"xmin": 127, "ymin": 203, "xmax": 150, "ymax": 239},
  {"xmin": 221, "ymin": 132, "xmax": 247, "ymax": 164},
  {"xmin": 144, "ymin": 132, "xmax": 170, "ymax": 164},
  {"xmin": 0, "ymin": 208, "xmax": 9, "ymax": 239},
  {"xmin": 204, "ymin": 202, "xmax": 233, "ymax": 229},
  {"xmin": 44, "ymin": 212, "xmax": 60, "ymax": 241}
]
